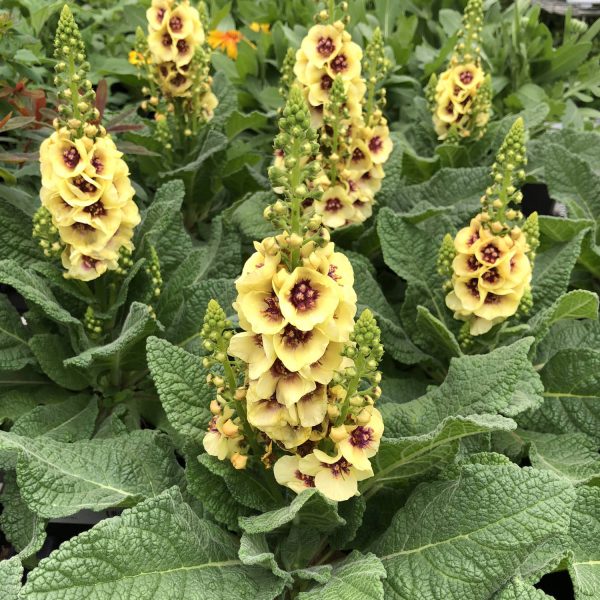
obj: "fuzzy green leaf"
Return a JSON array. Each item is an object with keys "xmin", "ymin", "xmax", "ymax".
[
  {"xmin": 297, "ymin": 551, "xmax": 386, "ymax": 600},
  {"xmin": 519, "ymin": 430, "xmax": 600, "ymax": 484},
  {"xmin": 0, "ymin": 200, "xmax": 41, "ymax": 266},
  {"xmin": 0, "ymin": 295, "xmax": 33, "ymax": 371},
  {"xmin": 20, "ymin": 487, "xmax": 285, "ymax": 600},
  {"xmin": 382, "ymin": 338, "xmax": 542, "ymax": 436},
  {"xmin": 146, "ymin": 337, "xmax": 210, "ymax": 440},
  {"xmin": 493, "ymin": 578, "xmax": 552, "ymax": 600},
  {"xmin": 374, "ymin": 464, "xmax": 576, "ymax": 600},
  {"xmin": 0, "ymin": 430, "xmax": 183, "ymax": 518},
  {"xmin": 239, "ymin": 489, "xmax": 344, "ymax": 535},
  {"xmin": 567, "ymin": 486, "xmax": 600, "ymax": 599},
  {"xmin": 28, "ymin": 333, "xmax": 89, "ymax": 390},
  {"xmin": 0, "ymin": 556, "xmax": 23, "ymax": 600}
]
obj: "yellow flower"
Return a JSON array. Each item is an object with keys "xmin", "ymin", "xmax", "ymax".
[
  {"xmin": 298, "ymin": 449, "xmax": 373, "ymax": 502},
  {"xmin": 207, "ymin": 29, "xmax": 243, "ymax": 60},
  {"xmin": 336, "ymin": 407, "xmax": 384, "ymax": 470},
  {"xmin": 289, "ymin": 384, "xmax": 328, "ymax": 428},
  {"xmin": 273, "ymin": 324, "xmax": 330, "ymax": 372},
  {"xmin": 61, "ymin": 246, "xmax": 111, "ymax": 281},
  {"xmin": 146, "ymin": 0, "xmax": 172, "ymax": 32},
  {"xmin": 300, "ymin": 23, "xmax": 343, "ymax": 69},
  {"xmin": 325, "ymin": 41, "xmax": 362, "ymax": 81},
  {"xmin": 249, "ymin": 22, "xmax": 270, "ymax": 34},
  {"xmin": 451, "ymin": 63, "xmax": 484, "ymax": 93},
  {"xmin": 235, "ymin": 290, "xmax": 286, "ymax": 335},
  {"xmin": 347, "ymin": 138, "xmax": 373, "ymax": 174},
  {"xmin": 254, "ymin": 360, "xmax": 316, "ymax": 407},
  {"xmin": 236, "ymin": 245, "xmax": 281, "ymax": 293},
  {"xmin": 128, "ymin": 50, "xmax": 147, "ymax": 65},
  {"xmin": 274, "ymin": 455, "xmax": 316, "ymax": 493},
  {"xmin": 313, "ymin": 185, "xmax": 355, "ymax": 229},
  {"xmin": 203, "ymin": 409, "xmax": 243, "ymax": 460},
  {"xmin": 228, "ymin": 332, "xmax": 276, "ymax": 380},
  {"xmin": 364, "ymin": 125, "xmax": 393, "ymax": 165},
  {"xmin": 42, "ymin": 131, "xmax": 90, "ymax": 181}
]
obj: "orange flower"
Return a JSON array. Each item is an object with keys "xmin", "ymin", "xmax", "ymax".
[
  {"xmin": 128, "ymin": 50, "xmax": 148, "ymax": 65},
  {"xmin": 207, "ymin": 29, "xmax": 243, "ymax": 59}
]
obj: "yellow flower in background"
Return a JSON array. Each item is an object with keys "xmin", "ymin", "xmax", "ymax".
[
  {"xmin": 249, "ymin": 22, "xmax": 270, "ymax": 33},
  {"xmin": 128, "ymin": 50, "xmax": 147, "ymax": 65},
  {"xmin": 207, "ymin": 29, "xmax": 243, "ymax": 59}
]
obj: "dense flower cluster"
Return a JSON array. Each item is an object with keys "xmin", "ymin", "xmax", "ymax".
[
  {"xmin": 202, "ymin": 87, "xmax": 384, "ymax": 501},
  {"xmin": 442, "ymin": 118, "xmax": 537, "ymax": 335},
  {"xmin": 138, "ymin": 0, "xmax": 217, "ymax": 123},
  {"xmin": 37, "ymin": 6, "xmax": 139, "ymax": 281},
  {"xmin": 288, "ymin": 10, "xmax": 392, "ymax": 227},
  {"xmin": 428, "ymin": 0, "xmax": 491, "ymax": 140}
]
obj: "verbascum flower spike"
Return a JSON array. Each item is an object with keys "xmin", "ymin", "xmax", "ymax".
[
  {"xmin": 444, "ymin": 118, "xmax": 534, "ymax": 336},
  {"xmin": 428, "ymin": 0, "xmax": 491, "ymax": 141},
  {"xmin": 286, "ymin": 1, "xmax": 392, "ymax": 228},
  {"xmin": 139, "ymin": 0, "xmax": 217, "ymax": 132},
  {"xmin": 202, "ymin": 89, "xmax": 385, "ymax": 501},
  {"xmin": 38, "ymin": 5, "xmax": 140, "ymax": 282}
]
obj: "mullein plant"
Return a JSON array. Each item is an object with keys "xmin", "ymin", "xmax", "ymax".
[
  {"xmin": 201, "ymin": 87, "xmax": 385, "ymax": 502},
  {"xmin": 426, "ymin": 0, "xmax": 492, "ymax": 141},
  {"xmin": 34, "ymin": 5, "xmax": 140, "ymax": 281},
  {"xmin": 280, "ymin": 1, "xmax": 393, "ymax": 228},
  {"xmin": 132, "ymin": 0, "xmax": 218, "ymax": 152},
  {"xmin": 438, "ymin": 118, "xmax": 538, "ymax": 337}
]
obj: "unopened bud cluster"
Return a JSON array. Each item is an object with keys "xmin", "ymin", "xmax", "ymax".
[
  {"xmin": 284, "ymin": 4, "xmax": 393, "ymax": 228},
  {"xmin": 427, "ymin": 0, "xmax": 491, "ymax": 141},
  {"xmin": 442, "ymin": 118, "xmax": 538, "ymax": 335},
  {"xmin": 39, "ymin": 6, "xmax": 140, "ymax": 281}
]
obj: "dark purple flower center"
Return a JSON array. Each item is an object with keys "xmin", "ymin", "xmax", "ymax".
[
  {"xmin": 169, "ymin": 16, "xmax": 183, "ymax": 32},
  {"xmin": 82, "ymin": 255, "xmax": 98, "ymax": 269},
  {"xmin": 72, "ymin": 176, "xmax": 96, "ymax": 194},
  {"xmin": 176, "ymin": 39, "xmax": 188, "ymax": 53},
  {"xmin": 328, "ymin": 264, "xmax": 340, "ymax": 281},
  {"xmin": 481, "ymin": 243, "xmax": 501, "ymax": 264},
  {"xmin": 330, "ymin": 53, "xmax": 348, "ymax": 73},
  {"xmin": 172, "ymin": 73, "xmax": 187, "ymax": 86},
  {"xmin": 294, "ymin": 470, "xmax": 316, "ymax": 487},
  {"xmin": 63, "ymin": 147, "xmax": 80, "ymax": 169},
  {"xmin": 467, "ymin": 256, "xmax": 481, "ymax": 271},
  {"xmin": 316, "ymin": 36, "xmax": 335, "ymax": 57},
  {"xmin": 349, "ymin": 426, "xmax": 374, "ymax": 449},
  {"xmin": 482, "ymin": 268, "xmax": 500, "ymax": 284},
  {"xmin": 368, "ymin": 136, "xmax": 383, "ymax": 154},
  {"xmin": 72, "ymin": 222, "xmax": 95, "ymax": 232},
  {"xmin": 466, "ymin": 278, "xmax": 480, "ymax": 299},
  {"xmin": 262, "ymin": 293, "xmax": 283, "ymax": 323},
  {"xmin": 485, "ymin": 292, "xmax": 500, "ymax": 305},
  {"xmin": 83, "ymin": 201, "xmax": 106, "ymax": 217},
  {"xmin": 91, "ymin": 155, "xmax": 103, "ymax": 174},
  {"xmin": 162, "ymin": 33, "xmax": 173, "ymax": 47},
  {"xmin": 352, "ymin": 147, "xmax": 365, "ymax": 162},
  {"xmin": 271, "ymin": 359, "xmax": 290, "ymax": 378},
  {"xmin": 325, "ymin": 458, "xmax": 352, "ymax": 477},
  {"xmin": 325, "ymin": 198, "xmax": 342, "ymax": 212},
  {"xmin": 320, "ymin": 74, "xmax": 333, "ymax": 91},
  {"xmin": 290, "ymin": 279, "xmax": 318, "ymax": 311},
  {"xmin": 281, "ymin": 325, "xmax": 312, "ymax": 349},
  {"xmin": 156, "ymin": 7, "xmax": 165, "ymax": 23},
  {"xmin": 460, "ymin": 70, "xmax": 473, "ymax": 84}
]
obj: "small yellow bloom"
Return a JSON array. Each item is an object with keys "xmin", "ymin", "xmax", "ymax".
[
  {"xmin": 128, "ymin": 50, "xmax": 147, "ymax": 65},
  {"xmin": 249, "ymin": 22, "xmax": 270, "ymax": 34},
  {"xmin": 207, "ymin": 29, "xmax": 243, "ymax": 60}
]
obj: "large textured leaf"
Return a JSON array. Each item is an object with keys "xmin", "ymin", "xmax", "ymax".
[
  {"xmin": 535, "ymin": 320, "xmax": 600, "ymax": 366},
  {"xmin": 519, "ymin": 430, "xmax": 600, "ymax": 485},
  {"xmin": 20, "ymin": 487, "xmax": 285, "ymax": 600},
  {"xmin": 0, "ymin": 295, "xmax": 33, "ymax": 371},
  {"xmin": 567, "ymin": 486, "xmax": 600, "ymax": 599},
  {"xmin": 28, "ymin": 333, "xmax": 89, "ymax": 390},
  {"xmin": 185, "ymin": 444, "xmax": 252, "ymax": 531},
  {"xmin": 297, "ymin": 551, "xmax": 386, "ymax": 600},
  {"xmin": 146, "ymin": 337, "xmax": 211, "ymax": 440},
  {"xmin": 519, "ymin": 349, "xmax": 600, "ymax": 442},
  {"xmin": 493, "ymin": 578, "xmax": 552, "ymax": 600},
  {"xmin": 11, "ymin": 394, "xmax": 98, "ymax": 442},
  {"xmin": 0, "ymin": 471, "xmax": 46, "ymax": 556},
  {"xmin": 65, "ymin": 302, "xmax": 159, "ymax": 372},
  {"xmin": 0, "ymin": 556, "xmax": 23, "ymax": 600},
  {"xmin": 532, "ymin": 229, "xmax": 587, "ymax": 310},
  {"xmin": 367, "ymin": 414, "xmax": 516, "ymax": 492},
  {"xmin": 0, "ymin": 430, "xmax": 183, "ymax": 517},
  {"xmin": 374, "ymin": 464, "xmax": 575, "ymax": 600},
  {"xmin": 0, "ymin": 260, "xmax": 85, "ymax": 347},
  {"xmin": 239, "ymin": 489, "xmax": 344, "ymax": 535},
  {"xmin": 542, "ymin": 143, "xmax": 600, "ymax": 221},
  {"xmin": 0, "ymin": 200, "xmax": 41, "ymax": 266},
  {"xmin": 238, "ymin": 532, "xmax": 292, "ymax": 585},
  {"xmin": 382, "ymin": 338, "xmax": 542, "ymax": 436}
]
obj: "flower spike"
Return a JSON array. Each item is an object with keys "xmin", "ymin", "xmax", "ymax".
[
  {"xmin": 201, "ymin": 90, "xmax": 386, "ymax": 501},
  {"xmin": 37, "ymin": 6, "xmax": 140, "ymax": 281},
  {"xmin": 443, "ymin": 118, "xmax": 535, "ymax": 336}
]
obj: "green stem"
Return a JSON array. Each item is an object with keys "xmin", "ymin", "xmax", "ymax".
[
  {"xmin": 288, "ymin": 139, "xmax": 303, "ymax": 269},
  {"xmin": 334, "ymin": 353, "xmax": 365, "ymax": 427},
  {"xmin": 328, "ymin": 0, "xmax": 335, "ymax": 23}
]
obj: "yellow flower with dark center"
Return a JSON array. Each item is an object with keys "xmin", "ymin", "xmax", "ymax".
[
  {"xmin": 61, "ymin": 247, "xmax": 111, "ymax": 282},
  {"xmin": 228, "ymin": 332, "xmax": 276, "ymax": 380},
  {"xmin": 335, "ymin": 407, "xmax": 384, "ymax": 470},
  {"xmin": 313, "ymin": 185, "xmax": 355, "ymax": 229},
  {"xmin": 299, "ymin": 24, "xmax": 343, "ymax": 69},
  {"xmin": 253, "ymin": 360, "xmax": 316, "ymax": 407},
  {"xmin": 207, "ymin": 29, "xmax": 243, "ymax": 59}
]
